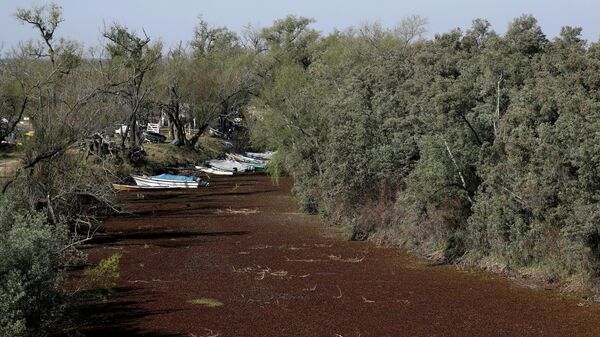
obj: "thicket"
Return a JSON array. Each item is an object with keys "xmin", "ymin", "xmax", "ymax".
[
  {"xmin": 0, "ymin": 196, "xmax": 66, "ymax": 337},
  {"xmin": 252, "ymin": 16, "xmax": 600, "ymax": 291}
]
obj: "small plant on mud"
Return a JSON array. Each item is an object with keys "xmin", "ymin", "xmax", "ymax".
[
  {"xmin": 84, "ymin": 253, "xmax": 121, "ymax": 293},
  {"xmin": 187, "ymin": 298, "xmax": 224, "ymax": 307}
]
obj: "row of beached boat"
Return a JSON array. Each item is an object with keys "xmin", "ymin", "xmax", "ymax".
[
  {"xmin": 195, "ymin": 151, "xmax": 273, "ymax": 176},
  {"xmin": 112, "ymin": 151, "xmax": 274, "ymax": 191}
]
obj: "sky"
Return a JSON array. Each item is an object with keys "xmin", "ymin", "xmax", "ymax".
[{"xmin": 1, "ymin": 0, "xmax": 599, "ymax": 51}]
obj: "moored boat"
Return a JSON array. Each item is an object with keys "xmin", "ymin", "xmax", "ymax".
[
  {"xmin": 246, "ymin": 162, "xmax": 267, "ymax": 169},
  {"xmin": 245, "ymin": 151, "xmax": 275, "ymax": 161},
  {"xmin": 195, "ymin": 166, "xmax": 235, "ymax": 176},
  {"xmin": 207, "ymin": 159, "xmax": 254, "ymax": 173},
  {"xmin": 132, "ymin": 174, "xmax": 206, "ymax": 188},
  {"xmin": 227, "ymin": 153, "xmax": 267, "ymax": 165},
  {"xmin": 143, "ymin": 131, "xmax": 166, "ymax": 143},
  {"xmin": 112, "ymin": 184, "xmax": 182, "ymax": 191}
]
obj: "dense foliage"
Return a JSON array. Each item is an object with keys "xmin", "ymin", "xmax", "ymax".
[
  {"xmin": 252, "ymin": 16, "xmax": 600, "ymax": 290},
  {"xmin": 0, "ymin": 196, "xmax": 66, "ymax": 337}
]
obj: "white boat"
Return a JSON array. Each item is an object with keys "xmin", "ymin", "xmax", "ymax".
[
  {"xmin": 245, "ymin": 151, "xmax": 275, "ymax": 161},
  {"xmin": 207, "ymin": 159, "xmax": 254, "ymax": 173},
  {"xmin": 195, "ymin": 166, "xmax": 234, "ymax": 176},
  {"xmin": 226, "ymin": 153, "xmax": 267, "ymax": 165},
  {"xmin": 132, "ymin": 174, "xmax": 201, "ymax": 188}
]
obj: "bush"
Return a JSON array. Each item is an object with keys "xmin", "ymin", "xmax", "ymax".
[
  {"xmin": 84, "ymin": 253, "xmax": 121, "ymax": 291},
  {"xmin": 0, "ymin": 196, "xmax": 66, "ymax": 337}
]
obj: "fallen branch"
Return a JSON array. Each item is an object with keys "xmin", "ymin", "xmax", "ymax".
[
  {"xmin": 362, "ymin": 296, "xmax": 375, "ymax": 303},
  {"xmin": 328, "ymin": 255, "xmax": 365, "ymax": 263},
  {"xmin": 334, "ymin": 285, "xmax": 343, "ymax": 299},
  {"xmin": 443, "ymin": 138, "xmax": 473, "ymax": 203},
  {"xmin": 286, "ymin": 257, "xmax": 323, "ymax": 263}
]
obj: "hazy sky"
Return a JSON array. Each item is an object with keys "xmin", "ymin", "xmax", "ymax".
[{"xmin": 1, "ymin": 0, "xmax": 599, "ymax": 50}]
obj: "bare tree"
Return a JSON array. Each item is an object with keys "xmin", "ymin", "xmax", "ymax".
[
  {"xmin": 102, "ymin": 23, "xmax": 162, "ymax": 157},
  {"xmin": 0, "ymin": 90, "xmax": 28, "ymax": 144},
  {"xmin": 241, "ymin": 23, "xmax": 267, "ymax": 54},
  {"xmin": 187, "ymin": 18, "xmax": 257, "ymax": 145},
  {"xmin": 4, "ymin": 3, "xmax": 116, "ymax": 230},
  {"xmin": 158, "ymin": 47, "xmax": 191, "ymax": 145},
  {"xmin": 394, "ymin": 15, "xmax": 429, "ymax": 45}
]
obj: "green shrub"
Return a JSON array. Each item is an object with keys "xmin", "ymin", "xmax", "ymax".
[
  {"xmin": 84, "ymin": 253, "xmax": 121, "ymax": 291},
  {"xmin": 0, "ymin": 196, "xmax": 66, "ymax": 337}
]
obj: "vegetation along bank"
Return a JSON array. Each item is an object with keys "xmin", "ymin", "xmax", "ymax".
[{"xmin": 1, "ymin": 2, "xmax": 599, "ymax": 336}]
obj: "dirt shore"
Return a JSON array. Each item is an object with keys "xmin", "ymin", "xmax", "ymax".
[{"xmin": 73, "ymin": 174, "xmax": 600, "ymax": 337}]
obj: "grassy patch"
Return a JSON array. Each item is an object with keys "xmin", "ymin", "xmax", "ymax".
[
  {"xmin": 187, "ymin": 298, "xmax": 224, "ymax": 307},
  {"xmin": 143, "ymin": 136, "xmax": 226, "ymax": 172}
]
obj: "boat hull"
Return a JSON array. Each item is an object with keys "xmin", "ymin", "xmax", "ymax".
[
  {"xmin": 247, "ymin": 163, "xmax": 266, "ymax": 169},
  {"xmin": 132, "ymin": 175, "xmax": 200, "ymax": 188},
  {"xmin": 112, "ymin": 184, "xmax": 181, "ymax": 191},
  {"xmin": 227, "ymin": 153, "xmax": 268, "ymax": 165},
  {"xmin": 195, "ymin": 166, "xmax": 234, "ymax": 175},
  {"xmin": 245, "ymin": 151, "xmax": 275, "ymax": 160}
]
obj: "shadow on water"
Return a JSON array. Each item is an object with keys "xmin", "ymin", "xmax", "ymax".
[
  {"xmin": 121, "ymin": 186, "xmax": 278, "ymax": 200},
  {"xmin": 119, "ymin": 196, "xmax": 274, "ymax": 218},
  {"xmin": 57, "ymin": 287, "xmax": 184, "ymax": 337},
  {"xmin": 119, "ymin": 192, "xmax": 188, "ymax": 202},
  {"xmin": 200, "ymin": 188, "xmax": 279, "ymax": 198},
  {"xmin": 90, "ymin": 230, "xmax": 250, "ymax": 246},
  {"xmin": 122, "ymin": 205, "xmax": 224, "ymax": 218}
]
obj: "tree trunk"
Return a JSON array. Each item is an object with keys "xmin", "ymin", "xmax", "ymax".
[
  {"xmin": 120, "ymin": 122, "xmax": 128, "ymax": 149},
  {"xmin": 1, "ymin": 96, "xmax": 28, "ymax": 142},
  {"xmin": 174, "ymin": 119, "xmax": 187, "ymax": 144},
  {"xmin": 165, "ymin": 110, "xmax": 187, "ymax": 145},
  {"xmin": 188, "ymin": 123, "xmax": 209, "ymax": 147},
  {"xmin": 130, "ymin": 114, "xmax": 137, "ymax": 148},
  {"xmin": 165, "ymin": 87, "xmax": 189, "ymax": 145}
]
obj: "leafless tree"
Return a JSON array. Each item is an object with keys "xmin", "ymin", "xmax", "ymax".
[
  {"xmin": 394, "ymin": 15, "xmax": 429, "ymax": 45},
  {"xmin": 4, "ymin": 3, "xmax": 117, "ymax": 231},
  {"xmin": 102, "ymin": 23, "xmax": 162, "ymax": 157}
]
